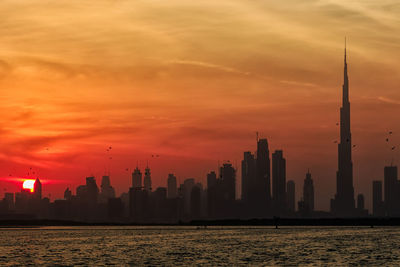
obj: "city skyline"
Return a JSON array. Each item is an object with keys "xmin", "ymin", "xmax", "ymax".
[
  {"xmin": 1, "ymin": 44, "xmax": 399, "ymax": 213},
  {"xmin": 1, "ymin": 47, "xmax": 398, "ymax": 219},
  {"xmin": 1, "ymin": 1, "xmax": 400, "ymax": 212}
]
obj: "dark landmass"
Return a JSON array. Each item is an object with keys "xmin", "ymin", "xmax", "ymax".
[{"xmin": 2, "ymin": 218, "xmax": 400, "ymax": 227}]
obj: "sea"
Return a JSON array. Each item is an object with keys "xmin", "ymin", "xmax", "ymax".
[{"xmin": 0, "ymin": 226, "xmax": 399, "ymax": 266}]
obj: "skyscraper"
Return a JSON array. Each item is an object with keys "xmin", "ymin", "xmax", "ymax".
[
  {"xmin": 303, "ymin": 170, "xmax": 314, "ymax": 213},
  {"xmin": 33, "ymin": 178, "xmax": 42, "ymax": 200},
  {"xmin": 256, "ymin": 139, "xmax": 271, "ymax": 203},
  {"xmin": 100, "ymin": 175, "xmax": 116, "ymax": 202},
  {"xmin": 183, "ymin": 178, "xmax": 195, "ymax": 216},
  {"xmin": 220, "ymin": 163, "xmax": 236, "ymax": 202},
  {"xmin": 206, "ymin": 171, "xmax": 218, "ymax": 218},
  {"xmin": 372, "ymin": 180, "xmax": 383, "ymax": 216},
  {"xmin": 85, "ymin": 177, "xmax": 99, "ymax": 205},
  {"xmin": 331, "ymin": 43, "xmax": 355, "ymax": 216},
  {"xmin": 144, "ymin": 166, "xmax": 152, "ymax": 192},
  {"xmin": 167, "ymin": 174, "xmax": 177, "ymax": 199},
  {"xmin": 384, "ymin": 165, "xmax": 398, "ymax": 216},
  {"xmin": 132, "ymin": 167, "xmax": 142, "ymax": 189},
  {"xmin": 272, "ymin": 150, "xmax": 286, "ymax": 213},
  {"xmin": 286, "ymin": 180, "xmax": 295, "ymax": 213},
  {"xmin": 241, "ymin": 151, "xmax": 256, "ymax": 202},
  {"xmin": 357, "ymin": 194, "xmax": 364, "ymax": 210}
]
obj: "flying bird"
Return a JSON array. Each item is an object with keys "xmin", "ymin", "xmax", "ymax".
[
  {"xmin": 386, "ymin": 138, "xmax": 389, "ymax": 142},
  {"xmin": 392, "ymin": 146, "xmax": 396, "ymax": 150},
  {"xmin": 389, "ymin": 131, "xmax": 393, "ymax": 135}
]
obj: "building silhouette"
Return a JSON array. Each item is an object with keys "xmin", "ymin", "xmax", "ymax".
[
  {"xmin": 99, "ymin": 176, "xmax": 116, "ymax": 203},
  {"xmin": 144, "ymin": 166, "xmax": 152, "ymax": 192},
  {"xmin": 331, "ymin": 43, "xmax": 355, "ymax": 217},
  {"xmin": 33, "ymin": 178, "xmax": 42, "ymax": 200},
  {"xmin": 206, "ymin": 165, "xmax": 237, "ymax": 219},
  {"xmin": 272, "ymin": 150, "xmax": 286, "ymax": 215},
  {"xmin": 167, "ymin": 174, "xmax": 177, "ymax": 199},
  {"xmin": 220, "ymin": 163, "xmax": 236, "ymax": 202},
  {"xmin": 384, "ymin": 165, "xmax": 398, "ymax": 216},
  {"xmin": 372, "ymin": 180, "xmax": 384, "ymax": 216},
  {"xmin": 241, "ymin": 137, "xmax": 273, "ymax": 218},
  {"xmin": 298, "ymin": 170, "xmax": 315, "ymax": 217},
  {"xmin": 207, "ymin": 171, "xmax": 218, "ymax": 218},
  {"xmin": 256, "ymin": 139, "xmax": 271, "ymax": 208},
  {"xmin": 132, "ymin": 167, "xmax": 142, "ymax": 189},
  {"xmin": 190, "ymin": 185, "xmax": 202, "ymax": 219},
  {"xmin": 241, "ymin": 151, "xmax": 256, "ymax": 203},
  {"xmin": 286, "ymin": 180, "xmax": 295, "ymax": 213},
  {"xmin": 182, "ymin": 178, "xmax": 195, "ymax": 217}
]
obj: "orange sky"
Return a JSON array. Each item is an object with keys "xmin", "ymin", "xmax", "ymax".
[{"xmin": 0, "ymin": 0, "xmax": 400, "ymax": 211}]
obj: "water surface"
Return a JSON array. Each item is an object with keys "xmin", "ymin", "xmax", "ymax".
[{"xmin": 0, "ymin": 226, "xmax": 399, "ymax": 265}]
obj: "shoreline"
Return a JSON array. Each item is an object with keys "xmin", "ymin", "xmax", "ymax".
[{"xmin": 1, "ymin": 218, "xmax": 400, "ymax": 227}]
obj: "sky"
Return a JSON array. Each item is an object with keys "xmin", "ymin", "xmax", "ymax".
[{"xmin": 0, "ymin": 0, "xmax": 399, "ymax": 211}]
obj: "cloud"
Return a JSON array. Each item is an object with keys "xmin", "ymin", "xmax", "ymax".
[
  {"xmin": 377, "ymin": 96, "xmax": 400, "ymax": 105},
  {"xmin": 167, "ymin": 60, "xmax": 250, "ymax": 76},
  {"xmin": 280, "ymin": 80, "xmax": 317, "ymax": 88}
]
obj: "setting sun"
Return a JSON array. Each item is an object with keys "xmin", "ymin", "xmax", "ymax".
[{"xmin": 22, "ymin": 180, "xmax": 35, "ymax": 193}]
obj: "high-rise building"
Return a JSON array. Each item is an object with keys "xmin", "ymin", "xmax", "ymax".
[
  {"xmin": 384, "ymin": 165, "xmax": 398, "ymax": 216},
  {"xmin": 86, "ymin": 177, "xmax": 99, "ymax": 205},
  {"xmin": 206, "ymin": 171, "xmax": 218, "ymax": 218},
  {"xmin": 286, "ymin": 180, "xmax": 295, "ymax": 213},
  {"xmin": 372, "ymin": 180, "xmax": 383, "ymax": 216},
  {"xmin": 220, "ymin": 163, "xmax": 236, "ymax": 202},
  {"xmin": 190, "ymin": 185, "xmax": 202, "ymax": 219},
  {"xmin": 256, "ymin": 139, "xmax": 271, "ymax": 202},
  {"xmin": 241, "ymin": 151, "xmax": 256, "ymax": 202},
  {"xmin": 132, "ymin": 167, "xmax": 142, "ymax": 189},
  {"xmin": 167, "ymin": 174, "xmax": 177, "ymax": 199},
  {"xmin": 183, "ymin": 178, "xmax": 195, "ymax": 216},
  {"xmin": 331, "ymin": 43, "xmax": 355, "ymax": 216},
  {"xmin": 33, "ymin": 178, "xmax": 42, "ymax": 200},
  {"xmin": 100, "ymin": 176, "xmax": 116, "ymax": 202},
  {"xmin": 144, "ymin": 167, "xmax": 152, "ymax": 192},
  {"xmin": 272, "ymin": 150, "xmax": 286, "ymax": 213},
  {"xmin": 207, "ymin": 171, "xmax": 217, "ymax": 189},
  {"xmin": 303, "ymin": 170, "xmax": 314, "ymax": 213},
  {"xmin": 357, "ymin": 194, "xmax": 364, "ymax": 210}
]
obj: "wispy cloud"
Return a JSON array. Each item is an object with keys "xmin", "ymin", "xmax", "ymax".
[
  {"xmin": 280, "ymin": 80, "xmax": 317, "ymax": 88},
  {"xmin": 378, "ymin": 96, "xmax": 400, "ymax": 105},
  {"xmin": 167, "ymin": 60, "xmax": 250, "ymax": 76}
]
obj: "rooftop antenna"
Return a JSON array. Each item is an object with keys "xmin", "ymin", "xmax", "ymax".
[{"xmin": 256, "ymin": 131, "xmax": 259, "ymax": 142}]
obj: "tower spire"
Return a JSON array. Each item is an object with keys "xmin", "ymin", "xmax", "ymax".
[
  {"xmin": 344, "ymin": 37, "xmax": 347, "ymax": 63},
  {"xmin": 343, "ymin": 38, "xmax": 349, "ymax": 104},
  {"xmin": 331, "ymin": 37, "xmax": 355, "ymax": 216}
]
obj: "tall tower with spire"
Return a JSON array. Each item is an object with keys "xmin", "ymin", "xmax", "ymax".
[{"xmin": 331, "ymin": 40, "xmax": 355, "ymax": 216}]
